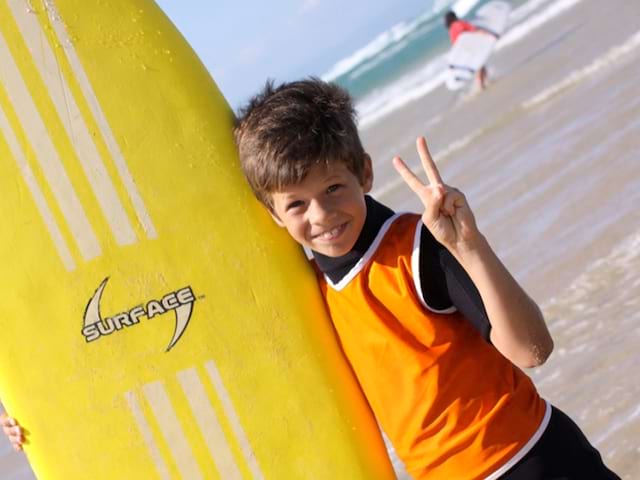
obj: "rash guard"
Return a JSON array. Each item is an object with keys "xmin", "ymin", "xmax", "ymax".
[{"xmin": 313, "ymin": 197, "xmax": 550, "ymax": 479}]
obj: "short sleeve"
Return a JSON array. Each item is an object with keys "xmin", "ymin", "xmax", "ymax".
[{"xmin": 415, "ymin": 223, "xmax": 492, "ymax": 341}]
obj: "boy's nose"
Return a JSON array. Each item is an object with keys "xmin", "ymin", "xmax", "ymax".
[{"xmin": 308, "ymin": 198, "xmax": 335, "ymax": 224}]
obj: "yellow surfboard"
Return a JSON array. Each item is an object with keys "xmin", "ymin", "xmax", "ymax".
[{"xmin": 0, "ymin": 0, "xmax": 395, "ymax": 478}]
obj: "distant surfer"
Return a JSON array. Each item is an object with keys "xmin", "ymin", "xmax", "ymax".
[{"xmin": 444, "ymin": 10, "xmax": 498, "ymax": 90}]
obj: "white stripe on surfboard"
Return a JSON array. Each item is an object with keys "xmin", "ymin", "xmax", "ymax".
[
  {"xmin": 0, "ymin": 30, "xmax": 101, "ymax": 261},
  {"xmin": 142, "ymin": 381, "xmax": 203, "ymax": 480},
  {"xmin": 124, "ymin": 391, "xmax": 171, "ymax": 480},
  {"xmin": 204, "ymin": 360, "xmax": 264, "ymax": 480},
  {"xmin": 177, "ymin": 368, "xmax": 243, "ymax": 479},
  {"xmin": 8, "ymin": 0, "xmax": 137, "ymax": 247},
  {"xmin": 42, "ymin": 0, "xmax": 158, "ymax": 239},
  {"xmin": 0, "ymin": 105, "xmax": 75, "ymax": 270}
]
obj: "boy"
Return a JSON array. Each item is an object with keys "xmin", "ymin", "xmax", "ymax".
[
  {"xmin": 233, "ymin": 78, "xmax": 619, "ymax": 479},
  {"xmin": 3, "ymin": 78, "xmax": 619, "ymax": 479}
]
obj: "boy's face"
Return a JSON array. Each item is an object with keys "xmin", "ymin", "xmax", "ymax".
[{"xmin": 269, "ymin": 156, "xmax": 373, "ymax": 257}]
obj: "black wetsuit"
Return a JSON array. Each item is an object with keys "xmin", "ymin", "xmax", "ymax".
[{"xmin": 313, "ymin": 196, "xmax": 620, "ymax": 480}]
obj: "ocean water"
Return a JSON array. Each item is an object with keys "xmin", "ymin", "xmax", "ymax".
[
  {"xmin": 356, "ymin": 0, "xmax": 640, "ymax": 477},
  {"xmin": 324, "ymin": 0, "xmax": 581, "ymax": 129}
]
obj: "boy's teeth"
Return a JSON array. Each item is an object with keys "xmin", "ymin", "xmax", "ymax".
[{"xmin": 320, "ymin": 225, "xmax": 342, "ymax": 239}]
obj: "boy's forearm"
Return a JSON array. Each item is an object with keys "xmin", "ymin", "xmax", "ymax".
[{"xmin": 449, "ymin": 234, "xmax": 554, "ymax": 368}]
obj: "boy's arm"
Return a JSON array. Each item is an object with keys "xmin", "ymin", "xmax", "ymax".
[
  {"xmin": 1, "ymin": 412, "xmax": 25, "ymax": 451},
  {"xmin": 394, "ymin": 137, "xmax": 553, "ymax": 369},
  {"xmin": 449, "ymin": 233, "xmax": 552, "ymax": 368}
]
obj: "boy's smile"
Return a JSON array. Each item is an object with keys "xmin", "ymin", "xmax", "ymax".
[{"xmin": 269, "ymin": 157, "xmax": 373, "ymax": 257}]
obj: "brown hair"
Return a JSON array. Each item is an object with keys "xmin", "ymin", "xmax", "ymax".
[{"xmin": 234, "ymin": 78, "xmax": 366, "ymax": 207}]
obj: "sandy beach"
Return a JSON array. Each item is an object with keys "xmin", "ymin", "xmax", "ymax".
[
  {"xmin": 362, "ymin": 0, "xmax": 640, "ymax": 477},
  {"xmin": 2, "ymin": 0, "xmax": 638, "ymax": 478}
]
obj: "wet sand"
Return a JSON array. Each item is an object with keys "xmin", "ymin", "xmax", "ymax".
[{"xmin": 362, "ymin": 0, "xmax": 640, "ymax": 477}]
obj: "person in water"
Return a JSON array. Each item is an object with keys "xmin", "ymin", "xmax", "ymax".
[{"xmin": 444, "ymin": 10, "xmax": 498, "ymax": 90}]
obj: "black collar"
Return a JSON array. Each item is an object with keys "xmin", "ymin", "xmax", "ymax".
[{"xmin": 312, "ymin": 196, "xmax": 394, "ymax": 283}]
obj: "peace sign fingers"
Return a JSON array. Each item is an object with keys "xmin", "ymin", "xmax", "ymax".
[
  {"xmin": 391, "ymin": 136, "xmax": 446, "ymax": 200},
  {"xmin": 392, "ymin": 135, "xmax": 480, "ymax": 249},
  {"xmin": 391, "ymin": 155, "xmax": 430, "ymax": 197},
  {"xmin": 416, "ymin": 136, "xmax": 444, "ymax": 187},
  {"xmin": 392, "ymin": 151, "xmax": 445, "ymax": 227}
]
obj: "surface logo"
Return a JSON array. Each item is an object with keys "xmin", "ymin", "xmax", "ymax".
[{"xmin": 82, "ymin": 278, "xmax": 196, "ymax": 351}]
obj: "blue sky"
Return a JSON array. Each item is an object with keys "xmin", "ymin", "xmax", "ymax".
[{"xmin": 156, "ymin": 0, "xmax": 433, "ymax": 110}]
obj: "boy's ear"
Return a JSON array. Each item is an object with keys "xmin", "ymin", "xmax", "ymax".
[{"xmin": 362, "ymin": 153, "xmax": 374, "ymax": 193}]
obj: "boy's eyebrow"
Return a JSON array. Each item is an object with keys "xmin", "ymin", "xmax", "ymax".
[
  {"xmin": 321, "ymin": 172, "xmax": 343, "ymax": 182},
  {"xmin": 276, "ymin": 189, "xmax": 300, "ymax": 198},
  {"xmin": 274, "ymin": 171, "xmax": 344, "ymax": 200},
  {"xmin": 273, "ymin": 191, "xmax": 301, "ymax": 203}
]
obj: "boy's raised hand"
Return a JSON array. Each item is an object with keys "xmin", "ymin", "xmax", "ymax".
[
  {"xmin": 1, "ymin": 412, "xmax": 24, "ymax": 451},
  {"xmin": 393, "ymin": 137, "xmax": 480, "ymax": 253},
  {"xmin": 394, "ymin": 137, "xmax": 554, "ymax": 368}
]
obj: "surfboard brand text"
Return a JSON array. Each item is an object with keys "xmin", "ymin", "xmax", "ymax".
[{"xmin": 82, "ymin": 278, "xmax": 196, "ymax": 351}]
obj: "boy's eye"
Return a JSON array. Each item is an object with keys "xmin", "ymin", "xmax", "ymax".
[
  {"xmin": 326, "ymin": 184, "xmax": 342, "ymax": 194},
  {"xmin": 286, "ymin": 200, "xmax": 304, "ymax": 211}
]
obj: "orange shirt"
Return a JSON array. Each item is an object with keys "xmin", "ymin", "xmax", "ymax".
[{"xmin": 317, "ymin": 214, "xmax": 550, "ymax": 479}]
